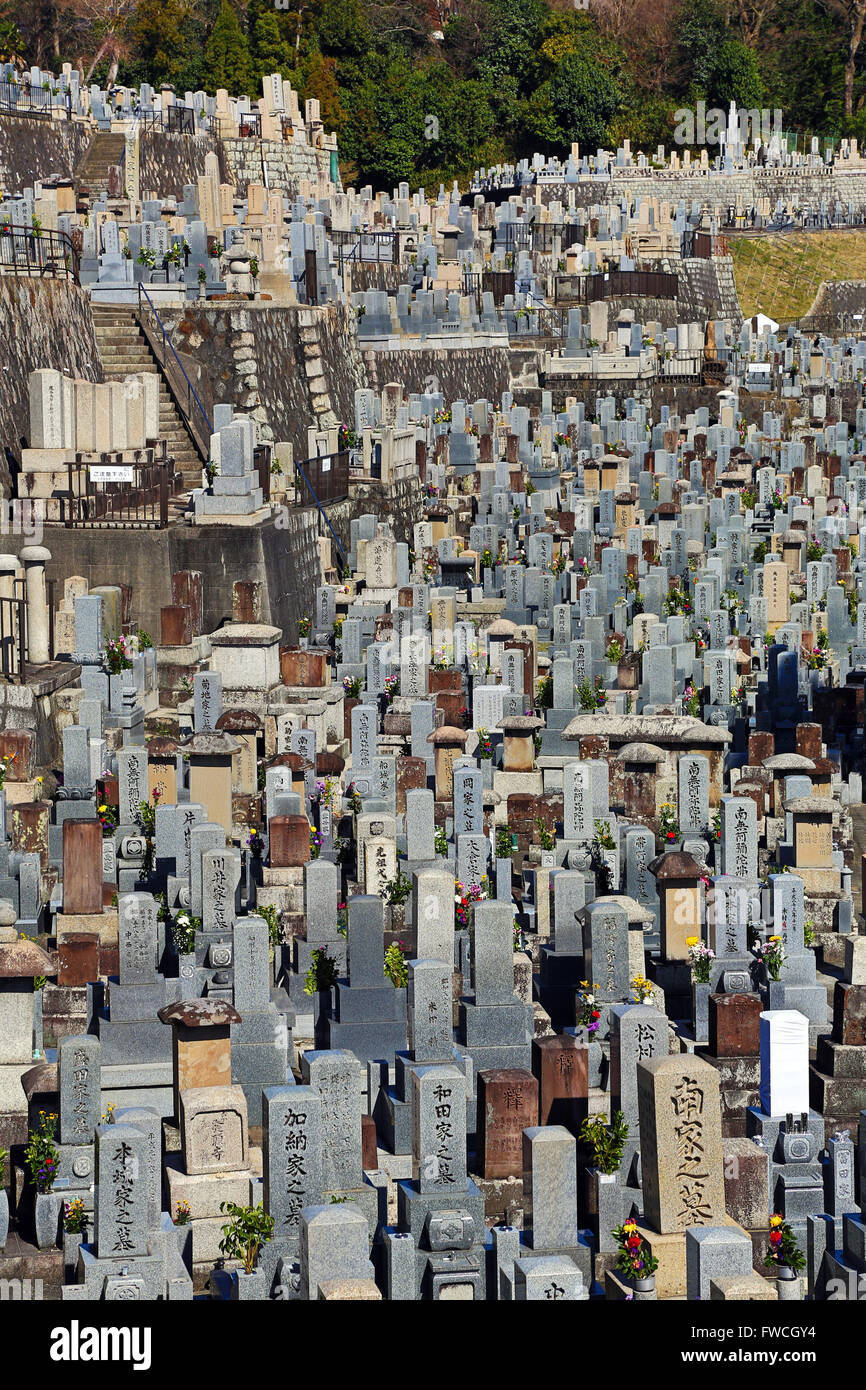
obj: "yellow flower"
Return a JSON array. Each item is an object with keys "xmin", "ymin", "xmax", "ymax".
[
  {"xmin": 686, "ymin": 936, "xmax": 699, "ymax": 947},
  {"xmin": 98, "ymin": 804, "xmax": 107, "ymax": 813},
  {"xmin": 769, "ymin": 935, "xmax": 781, "ymax": 942},
  {"xmin": 769, "ymin": 1214, "xmax": 783, "ymax": 1227}
]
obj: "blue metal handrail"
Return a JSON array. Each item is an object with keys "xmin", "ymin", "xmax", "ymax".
[
  {"xmin": 136, "ymin": 282, "xmax": 212, "ymax": 458},
  {"xmin": 294, "ymin": 458, "xmax": 347, "ymax": 567}
]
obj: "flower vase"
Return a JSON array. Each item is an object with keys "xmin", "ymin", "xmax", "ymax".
[
  {"xmin": 631, "ymin": 1274, "xmax": 657, "ymax": 1299},
  {"xmin": 775, "ymin": 1265, "xmax": 802, "ymax": 1300},
  {"xmin": 178, "ymin": 952, "xmax": 197, "ymax": 995},
  {"xmin": 585, "ymin": 1168, "xmax": 625, "ymax": 1253},
  {"xmin": 480, "ymin": 758, "xmax": 494, "ymax": 790},
  {"xmin": 230, "ymin": 1268, "xmax": 266, "ymax": 1300},
  {"xmin": 63, "ymin": 1229, "xmax": 84, "ymax": 1279},
  {"xmin": 691, "ymin": 981, "xmax": 711, "ymax": 1043},
  {"xmin": 0, "ymin": 1188, "xmax": 8, "ymax": 1252},
  {"xmin": 34, "ymin": 1190, "xmax": 62, "ymax": 1249}
]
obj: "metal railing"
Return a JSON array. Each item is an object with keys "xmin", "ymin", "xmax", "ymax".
[
  {"xmin": 254, "ymin": 444, "xmax": 271, "ymax": 503},
  {"xmin": 576, "ymin": 269, "xmax": 679, "ymax": 301},
  {"xmin": 0, "ymin": 80, "xmax": 52, "ymax": 119},
  {"xmin": 294, "ymin": 453, "xmax": 348, "ymax": 567},
  {"xmin": 0, "ymin": 589, "xmax": 26, "ymax": 682},
  {"xmin": 63, "ymin": 446, "xmax": 180, "ymax": 528},
  {"xmin": 214, "ymin": 112, "xmax": 261, "ymax": 140},
  {"xmin": 499, "ymin": 222, "xmax": 585, "ymax": 254},
  {"xmin": 334, "ymin": 230, "xmax": 399, "ymax": 273},
  {"xmin": 0, "ymin": 224, "xmax": 80, "ymax": 283},
  {"xmin": 136, "ymin": 283, "xmax": 212, "ymax": 460}
]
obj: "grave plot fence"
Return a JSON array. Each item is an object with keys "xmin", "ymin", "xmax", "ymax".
[
  {"xmin": 576, "ymin": 269, "xmax": 679, "ymax": 301},
  {"xmin": 0, "ymin": 589, "xmax": 26, "ymax": 682},
  {"xmin": 334, "ymin": 230, "xmax": 399, "ymax": 274},
  {"xmin": 63, "ymin": 446, "xmax": 182, "ymax": 529},
  {"xmin": 0, "ymin": 224, "xmax": 80, "ymax": 283},
  {"xmin": 294, "ymin": 452, "xmax": 349, "ymax": 569},
  {"xmin": 0, "ymin": 81, "xmax": 52, "ymax": 119},
  {"xmin": 500, "ymin": 222, "xmax": 585, "ymax": 255},
  {"xmin": 254, "ymin": 444, "xmax": 272, "ymax": 503},
  {"xmin": 213, "ymin": 112, "xmax": 262, "ymax": 140},
  {"xmin": 137, "ymin": 105, "xmax": 197, "ymax": 135}
]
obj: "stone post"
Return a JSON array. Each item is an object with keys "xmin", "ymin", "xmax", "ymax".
[{"xmin": 20, "ymin": 545, "xmax": 52, "ymax": 664}]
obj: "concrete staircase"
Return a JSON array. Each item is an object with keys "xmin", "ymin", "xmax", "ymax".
[
  {"xmin": 74, "ymin": 132, "xmax": 127, "ymax": 202},
  {"xmin": 90, "ymin": 303, "xmax": 204, "ymax": 490}
]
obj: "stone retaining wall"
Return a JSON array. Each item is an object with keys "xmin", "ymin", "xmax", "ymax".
[
  {"xmin": 0, "ymin": 114, "xmax": 91, "ymax": 193},
  {"xmin": 0, "ymin": 277, "xmax": 102, "ymax": 496}
]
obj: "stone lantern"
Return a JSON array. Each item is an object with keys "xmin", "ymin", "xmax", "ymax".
[
  {"xmin": 157, "ymin": 997, "xmax": 241, "ymax": 1122},
  {"xmin": 498, "ymin": 714, "xmax": 543, "ymax": 773},
  {"xmin": 179, "ymin": 731, "xmax": 241, "ymax": 836},
  {"xmin": 427, "ymin": 725, "xmax": 468, "ymax": 801},
  {"xmin": 615, "ymin": 741, "xmax": 664, "ymax": 821},
  {"xmin": 649, "ymin": 849, "xmax": 704, "ymax": 963},
  {"xmin": 216, "ymin": 709, "xmax": 262, "ymax": 796},
  {"xmin": 486, "ymin": 617, "xmax": 517, "ymax": 674},
  {"xmin": 146, "ymin": 736, "xmax": 179, "ymax": 805}
]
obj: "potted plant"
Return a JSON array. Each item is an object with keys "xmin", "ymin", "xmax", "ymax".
[
  {"xmin": 384, "ymin": 941, "xmax": 408, "ymax": 988},
  {"xmin": 304, "ymin": 946, "xmax": 340, "ymax": 1042},
  {"xmin": 581, "ymin": 1112, "xmax": 630, "ymax": 1250},
  {"xmin": 765, "ymin": 1213, "xmax": 805, "ymax": 1295},
  {"xmin": 62, "ymin": 1196, "xmax": 88, "ymax": 1277},
  {"xmin": 216, "ymin": 1201, "xmax": 275, "ymax": 1299},
  {"xmin": 612, "ymin": 1217, "xmax": 659, "ymax": 1293}
]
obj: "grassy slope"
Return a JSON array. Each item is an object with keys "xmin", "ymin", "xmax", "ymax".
[{"xmin": 729, "ymin": 230, "xmax": 866, "ymax": 322}]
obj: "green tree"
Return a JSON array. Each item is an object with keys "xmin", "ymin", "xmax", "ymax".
[
  {"xmin": 204, "ymin": 0, "xmax": 252, "ymax": 94},
  {"xmin": 250, "ymin": 2, "xmax": 297, "ymax": 87},
  {"xmin": 524, "ymin": 48, "xmax": 621, "ymax": 152}
]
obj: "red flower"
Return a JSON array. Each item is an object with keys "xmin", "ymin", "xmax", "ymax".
[{"xmin": 591, "ymin": 1010, "xmax": 600, "ymax": 1019}]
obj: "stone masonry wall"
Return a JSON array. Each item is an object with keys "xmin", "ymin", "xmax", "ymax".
[
  {"xmin": 544, "ymin": 167, "xmax": 866, "ymax": 214},
  {"xmin": 222, "ymin": 138, "xmax": 337, "ymax": 199},
  {"xmin": 159, "ymin": 300, "xmax": 366, "ymax": 455},
  {"xmin": 0, "ymin": 114, "xmax": 92, "ymax": 193},
  {"xmin": 0, "ymin": 277, "xmax": 103, "ymax": 496},
  {"xmin": 139, "ymin": 129, "xmax": 229, "ymax": 199},
  {"xmin": 363, "ymin": 344, "xmax": 513, "ymax": 404}
]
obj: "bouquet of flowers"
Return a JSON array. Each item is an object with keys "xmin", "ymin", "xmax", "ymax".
[
  {"xmin": 764, "ymin": 1214, "xmax": 805, "ymax": 1273},
  {"xmin": 105, "ymin": 635, "xmax": 133, "ymax": 675},
  {"xmin": 659, "ymin": 803, "xmax": 679, "ymax": 843},
  {"xmin": 755, "ymin": 934, "xmax": 785, "ymax": 982},
  {"xmin": 612, "ymin": 1219, "xmax": 659, "ymax": 1284},
  {"xmin": 686, "ymin": 937, "xmax": 715, "ymax": 983},
  {"xmin": 576, "ymin": 982, "xmax": 602, "ymax": 1033}
]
